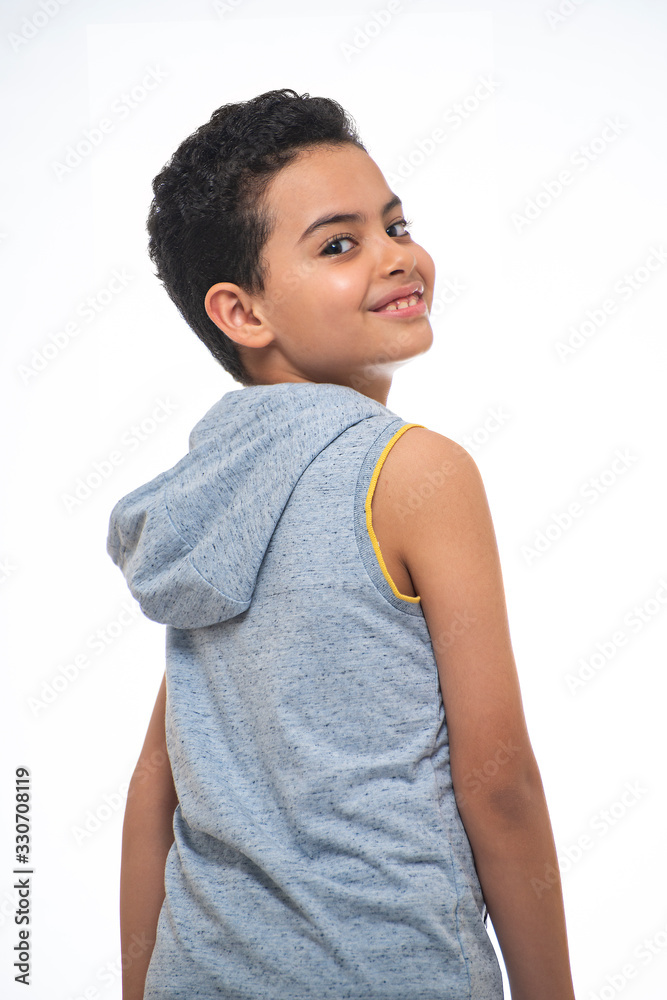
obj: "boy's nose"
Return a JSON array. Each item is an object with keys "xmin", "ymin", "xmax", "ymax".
[{"xmin": 374, "ymin": 233, "xmax": 418, "ymax": 276}]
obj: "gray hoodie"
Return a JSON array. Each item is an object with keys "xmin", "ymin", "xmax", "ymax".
[{"xmin": 107, "ymin": 380, "xmax": 503, "ymax": 999}]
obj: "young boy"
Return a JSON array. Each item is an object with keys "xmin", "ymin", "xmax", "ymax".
[{"xmin": 108, "ymin": 89, "xmax": 576, "ymax": 999}]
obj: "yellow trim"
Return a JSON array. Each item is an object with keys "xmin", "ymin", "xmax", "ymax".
[{"xmin": 365, "ymin": 423, "xmax": 426, "ymax": 604}]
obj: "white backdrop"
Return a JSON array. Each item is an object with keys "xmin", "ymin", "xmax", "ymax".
[{"xmin": 2, "ymin": 1, "xmax": 666, "ymax": 998}]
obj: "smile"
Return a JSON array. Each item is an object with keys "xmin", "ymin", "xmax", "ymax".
[{"xmin": 372, "ymin": 292, "xmax": 426, "ymax": 317}]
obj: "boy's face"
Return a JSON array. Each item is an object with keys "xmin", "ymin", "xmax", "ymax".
[{"xmin": 210, "ymin": 143, "xmax": 436, "ymax": 402}]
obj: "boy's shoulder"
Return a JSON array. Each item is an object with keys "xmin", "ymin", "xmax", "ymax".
[
  {"xmin": 381, "ymin": 425, "xmax": 480, "ymax": 499},
  {"xmin": 371, "ymin": 426, "xmax": 484, "ymax": 597}
]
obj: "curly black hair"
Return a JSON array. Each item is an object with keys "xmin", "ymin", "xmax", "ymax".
[{"xmin": 147, "ymin": 89, "xmax": 368, "ymax": 385}]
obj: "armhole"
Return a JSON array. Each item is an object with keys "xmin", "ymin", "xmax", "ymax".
[{"xmin": 354, "ymin": 420, "xmax": 426, "ymax": 615}]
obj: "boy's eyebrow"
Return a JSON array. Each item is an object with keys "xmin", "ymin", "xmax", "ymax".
[{"xmin": 296, "ymin": 194, "xmax": 403, "ymax": 246}]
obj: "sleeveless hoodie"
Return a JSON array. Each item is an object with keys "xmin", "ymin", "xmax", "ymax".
[{"xmin": 107, "ymin": 380, "xmax": 504, "ymax": 1000}]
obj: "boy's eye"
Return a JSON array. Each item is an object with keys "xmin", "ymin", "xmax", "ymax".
[
  {"xmin": 388, "ymin": 217, "xmax": 413, "ymax": 237},
  {"xmin": 321, "ymin": 218, "xmax": 413, "ymax": 256},
  {"xmin": 322, "ymin": 235, "xmax": 356, "ymax": 256}
]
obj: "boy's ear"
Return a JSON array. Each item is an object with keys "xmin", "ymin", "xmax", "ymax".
[{"xmin": 204, "ymin": 283, "xmax": 274, "ymax": 349}]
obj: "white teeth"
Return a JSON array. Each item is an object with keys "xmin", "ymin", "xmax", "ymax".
[{"xmin": 382, "ymin": 294, "xmax": 419, "ymax": 312}]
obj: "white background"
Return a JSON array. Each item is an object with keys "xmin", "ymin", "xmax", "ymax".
[{"xmin": 1, "ymin": 1, "xmax": 666, "ymax": 998}]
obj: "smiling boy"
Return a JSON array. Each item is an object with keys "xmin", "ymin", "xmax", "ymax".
[
  {"xmin": 203, "ymin": 141, "xmax": 434, "ymax": 403},
  {"xmin": 109, "ymin": 89, "xmax": 576, "ymax": 999}
]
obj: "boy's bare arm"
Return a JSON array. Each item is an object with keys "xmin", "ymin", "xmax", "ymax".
[
  {"xmin": 120, "ymin": 672, "xmax": 178, "ymax": 1000},
  {"xmin": 390, "ymin": 428, "xmax": 576, "ymax": 1000}
]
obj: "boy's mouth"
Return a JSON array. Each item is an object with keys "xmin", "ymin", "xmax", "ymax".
[{"xmin": 370, "ymin": 283, "xmax": 424, "ymax": 312}]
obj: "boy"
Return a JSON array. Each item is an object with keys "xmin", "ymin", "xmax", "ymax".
[{"xmin": 108, "ymin": 89, "xmax": 576, "ymax": 999}]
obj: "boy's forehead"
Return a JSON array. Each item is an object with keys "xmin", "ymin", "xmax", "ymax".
[{"xmin": 264, "ymin": 146, "xmax": 397, "ymax": 244}]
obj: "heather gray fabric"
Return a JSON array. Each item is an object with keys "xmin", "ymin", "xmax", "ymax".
[{"xmin": 107, "ymin": 381, "xmax": 504, "ymax": 999}]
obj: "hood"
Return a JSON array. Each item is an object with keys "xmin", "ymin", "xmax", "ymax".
[{"xmin": 106, "ymin": 381, "xmax": 396, "ymax": 629}]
